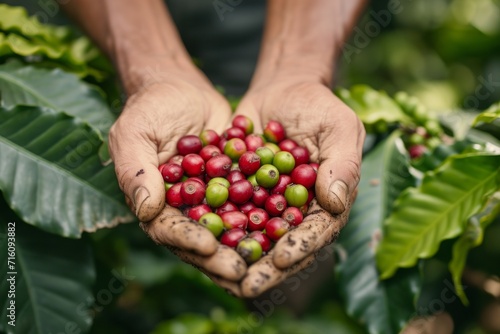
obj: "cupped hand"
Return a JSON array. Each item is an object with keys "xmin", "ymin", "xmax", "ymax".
[
  {"xmin": 234, "ymin": 79, "xmax": 365, "ymax": 297},
  {"xmin": 108, "ymin": 69, "xmax": 247, "ymax": 283}
]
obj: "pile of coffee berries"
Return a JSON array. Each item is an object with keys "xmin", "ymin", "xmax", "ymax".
[{"xmin": 158, "ymin": 116, "xmax": 317, "ymax": 264}]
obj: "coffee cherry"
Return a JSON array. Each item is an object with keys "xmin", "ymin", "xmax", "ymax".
[
  {"xmin": 181, "ymin": 154, "xmax": 205, "ymax": 176},
  {"xmin": 272, "ymin": 151, "xmax": 295, "ymax": 174},
  {"xmin": 224, "ymin": 138, "xmax": 247, "ymax": 161},
  {"xmin": 256, "ymin": 164, "xmax": 280, "ymax": 188},
  {"xmin": 220, "ymin": 228, "xmax": 246, "ymax": 248},
  {"xmin": 177, "ymin": 135, "xmax": 203, "ymax": 155},
  {"xmin": 199, "ymin": 145, "xmax": 221, "ymax": 162},
  {"xmin": 264, "ymin": 142, "xmax": 281, "ymax": 154},
  {"xmin": 206, "ymin": 154, "xmax": 232, "ymax": 178},
  {"xmin": 239, "ymin": 201, "xmax": 257, "ymax": 215},
  {"xmin": 248, "ymin": 231, "xmax": 272, "ymax": 253},
  {"xmin": 198, "ymin": 213, "xmax": 224, "ymax": 237},
  {"xmin": 252, "ymin": 186, "xmax": 269, "ymax": 207},
  {"xmin": 265, "ymin": 194, "xmax": 287, "ymax": 217},
  {"xmin": 409, "ymin": 133, "xmax": 425, "ymax": 146},
  {"xmin": 168, "ymin": 155, "xmax": 184, "ymax": 165},
  {"xmin": 166, "ymin": 182, "xmax": 183, "ymax": 207},
  {"xmin": 265, "ymin": 217, "xmax": 289, "ymax": 241},
  {"xmin": 159, "ymin": 163, "xmax": 183, "ymax": 183},
  {"xmin": 220, "ymin": 211, "xmax": 248, "ymax": 230},
  {"xmin": 306, "ymin": 189, "xmax": 315, "ymax": 205},
  {"xmin": 231, "ymin": 162, "xmax": 241, "ymax": 171},
  {"xmin": 237, "ymin": 238, "xmax": 263, "ymax": 264},
  {"xmin": 199, "ymin": 129, "xmax": 220, "ymax": 146},
  {"xmin": 291, "ymin": 164, "xmax": 317, "ymax": 189},
  {"xmin": 239, "ymin": 151, "xmax": 261, "ymax": 175},
  {"xmin": 270, "ymin": 175, "xmax": 292, "ymax": 195},
  {"xmin": 223, "ymin": 127, "xmax": 246, "ymax": 140},
  {"xmin": 228, "ymin": 179, "xmax": 253, "ymax": 204},
  {"xmin": 227, "ymin": 170, "xmax": 246, "ymax": 184},
  {"xmin": 232, "ymin": 115, "xmax": 254, "ymax": 135},
  {"xmin": 247, "ymin": 208, "xmax": 269, "ymax": 231},
  {"xmin": 290, "ymin": 146, "xmax": 310, "ymax": 165},
  {"xmin": 215, "ymin": 201, "xmax": 239, "ymax": 215},
  {"xmin": 278, "ymin": 139, "xmax": 298, "ymax": 152},
  {"xmin": 206, "ymin": 183, "xmax": 229, "ymax": 208},
  {"xmin": 218, "ymin": 137, "xmax": 228, "ymax": 152},
  {"xmin": 187, "ymin": 204, "xmax": 212, "ymax": 221},
  {"xmin": 255, "ymin": 147, "xmax": 274, "ymax": 165},
  {"xmin": 180, "ymin": 178, "xmax": 206, "ymax": 206},
  {"xmin": 207, "ymin": 177, "xmax": 230, "ymax": 188},
  {"xmin": 409, "ymin": 144, "xmax": 427, "ymax": 159},
  {"xmin": 245, "ymin": 134, "xmax": 265, "ymax": 152},
  {"xmin": 284, "ymin": 184, "xmax": 309, "ymax": 207},
  {"xmin": 247, "ymin": 174, "xmax": 258, "ymax": 187},
  {"xmin": 164, "ymin": 182, "xmax": 174, "ymax": 191},
  {"xmin": 264, "ymin": 120, "xmax": 286, "ymax": 143},
  {"xmin": 282, "ymin": 207, "xmax": 303, "ymax": 226},
  {"xmin": 309, "ymin": 162, "xmax": 319, "ymax": 173}
]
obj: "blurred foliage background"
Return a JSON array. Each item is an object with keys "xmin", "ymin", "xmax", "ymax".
[
  {"xmin": 339, "ymin": 0, "xmax": 500, "ymax": 112},
  {"xmin": 1, "ymin": 0, "xmax": 499, "ymax": 333}
]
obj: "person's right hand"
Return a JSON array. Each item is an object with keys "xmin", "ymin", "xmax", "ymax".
[{"xmin": 108, "ymin": 66, "xmax": 248, "ymax": 284}]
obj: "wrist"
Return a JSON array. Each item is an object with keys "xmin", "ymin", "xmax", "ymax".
[
  {"xmin": 114, "ymin": 49, "xmax": 202, "ymax": 95},
  {"xmin": 250, "ymin": 52, "xmax": 335, "ymax": 90},
  {"xmin": 99, "ymin": 0, "xmax": 203, "ymax": 95}
]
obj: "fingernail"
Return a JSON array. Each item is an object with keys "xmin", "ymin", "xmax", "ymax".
[
  {"xmin": 329, "ymin": 181, "xmax": 348, "ymax": 214},
  {"xmin": 133, "ymin": 187, "xmax": 150, "ymax": 217}
]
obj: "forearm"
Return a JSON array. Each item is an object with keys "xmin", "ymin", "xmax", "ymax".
[
  {"xmin": 251, "ymin": 0, "xmax": 367, "ymax": 87},
  {"xmin": 62, "ymin": 0, "xmax": 197, "ymax": 94}
]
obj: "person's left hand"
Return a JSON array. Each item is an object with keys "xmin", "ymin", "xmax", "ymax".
[{"xmin": 228, "ymin": 78, "xmax": 365, "ymax": 298}]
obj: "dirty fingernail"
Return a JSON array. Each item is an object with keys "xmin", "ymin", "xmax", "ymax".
[
  {"xmin": 133, "ymin": 187, "xmax": 150, "ymax": 218},
  {"xmin": 329, "ymin": 181, "xmax": 348, "ymax": 214}
]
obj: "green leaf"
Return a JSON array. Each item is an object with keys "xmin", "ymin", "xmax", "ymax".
[
  {"xmin": 0, "ymin": 4, "xmax": 70, "ymax": 44},
  {"xmin": 0, "ymin": 60, "xmax": 115, "ymax": 138},
  {"xmin": 0, "ymin": 5, "xmax": 112, "ymax": 80},
  {"xmin": 473, "ymin": 102, "xmax": 500, "ymax": 126},
  {"xmin": 0, "ymin": 220, "xmax": 95, "ymax": 334},
  {"xmin": 376, "ymin": 153, "xmax": 500, "ymax": 279},
  {"xmin": 336, "ymin": 132, "xmax": 420, "ymax": 334},
  {"xmin": 449, "ymin": 192, "xmax": 500, "ymax": 305},
  {"xmin": 335, "ymin": 85, "xmax": 412, "ymax": 130},
  {"xmin": 0, "ymin": 105, "xmax": 134, "ymax": 238}
]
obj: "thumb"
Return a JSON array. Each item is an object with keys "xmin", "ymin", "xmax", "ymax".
[
  {"xmin": 109, "ymin": 126, "xmax": 165, "ymax": 222},
  {"xmin": 315, "ymin": 116, "xmax": 364, "ymax": 215},
  {"xmin": 233, "ymin": 97, "xmax": 263, "ymax": 134}
]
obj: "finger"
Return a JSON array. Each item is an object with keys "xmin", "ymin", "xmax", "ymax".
[
  {"xmin": 140, "ymin": 205, "xmax": 219, "ymax": 256},
  {"xmin": 272, "ymin": 199, "xmax": 347, "ymax": 269},
  {"xmin": 233, "ymin": 98, "xmax": 263, "ymax": 133},
  {"xmin": 204, "ymin": 108, "xmax": 233, "ymax": 134},
  {"xmin": 315, "ymin": 105, "xmax": 365, "ymax": 214},
  {"xmin": 241, "ymin": 252, "xmax": 316, "ymax": 298},
  {"xmin": 109, "ymin": 118, "xmax": 165, "ymax": 222},
  {"xmin": 170, "ymin": 245, "xmax": 247, "ymax": 281},
  {"xmin": 198, "ymin": 268, "xmax": 243, "ymax": 297}
]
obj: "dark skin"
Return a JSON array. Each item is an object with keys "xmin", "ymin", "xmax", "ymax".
[{"xmin": 63, "ymin": 0, "xmax": 366, "ymax": 297}]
